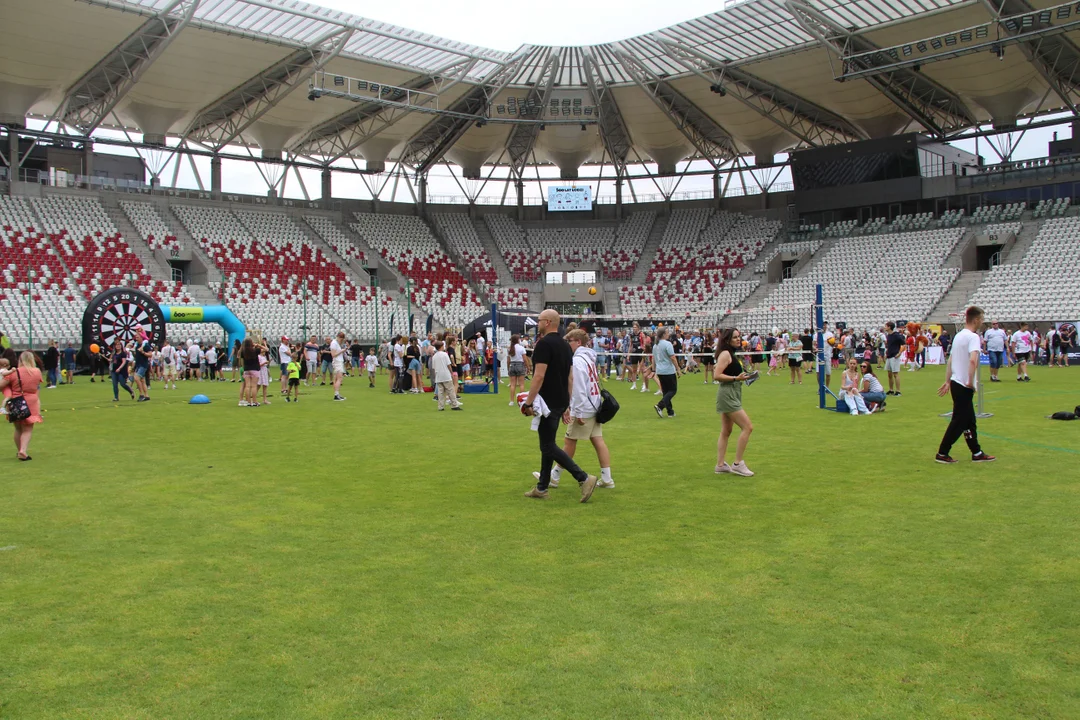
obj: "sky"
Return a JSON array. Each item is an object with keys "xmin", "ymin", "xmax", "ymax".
[{"xmin": 316, "ymin": 0, "xmax": 733, "ymax": 52}]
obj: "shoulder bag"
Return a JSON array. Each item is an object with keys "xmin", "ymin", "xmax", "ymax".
[{"xmin": 6, "ymin": 369, "xmax": 32, "ymax": 423}]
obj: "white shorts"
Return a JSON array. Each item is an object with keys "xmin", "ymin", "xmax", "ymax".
[
  {"xmin": 333, "ymin": 361, "xmax": 345, "ymax": 376},
  {"xmin": 885, "ymin": 357, "xmax": 902, "ymax": 373}
]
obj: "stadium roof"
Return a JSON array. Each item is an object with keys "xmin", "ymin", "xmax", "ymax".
[{"xmin": 2, "ymin": 0, "xmax": 1077, "ymax": 177}]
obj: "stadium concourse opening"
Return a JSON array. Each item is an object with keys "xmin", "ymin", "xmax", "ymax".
[{"xmin": 2, "ymin": 0, "xmax": 1080, "ymax": 715}]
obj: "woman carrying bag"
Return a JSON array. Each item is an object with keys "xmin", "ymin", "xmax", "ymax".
[{"xmin": 1, "ymin": 351, "xmax": 45, "ymax": 461}]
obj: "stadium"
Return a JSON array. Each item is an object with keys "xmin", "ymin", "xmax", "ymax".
[{"xmin": 1, "ymin": 0, "xmax": 1078, "ymax": 716}]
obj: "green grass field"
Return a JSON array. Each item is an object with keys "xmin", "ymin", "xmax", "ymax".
[{"xmin": 2, "ymin": 365, "xmax": 1078, "ymax": 719}]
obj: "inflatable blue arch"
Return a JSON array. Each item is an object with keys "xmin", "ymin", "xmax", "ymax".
[{"xmin": 82, "ymin": 287, "xmax": 246, "ymax": 353}]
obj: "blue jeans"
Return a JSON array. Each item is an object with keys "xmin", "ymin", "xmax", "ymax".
[
  {"xmin": 47, "ymin": 368, "xmax": 59, "ymax": 386},
  {"xmin": 988, "ymin": 351, "xmax": 1004, "ymax": 369},
  {"xmin": 111, "ymin": 371, "xmax": 133, "ymax": 400},
  {"xmin": 863, "ymin": 391, "xmax": 886, "ymax": 405}
]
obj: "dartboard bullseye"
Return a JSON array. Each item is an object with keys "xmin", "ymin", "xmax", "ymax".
[{"xmin": 82, "ymin": 287, "xmax": 166, "ymax": 354}]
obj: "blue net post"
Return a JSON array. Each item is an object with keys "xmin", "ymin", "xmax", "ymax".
[
  {"xmin": 816, "ymin": 284, "xmax": 826, "ymax": 410},
  {"xmin": 491, "ymin": 302, "xmax": 499, "ymax": 394}
]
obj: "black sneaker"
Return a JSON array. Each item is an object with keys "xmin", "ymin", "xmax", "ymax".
[
  {"xmin": 285, "ymin": 397, "xmax": 291, "ymax": 402},
  {"xmin": 886, "ymin": 391, "xmax": 895, "ymax": 396},
  {"xmin": 1024, "ymin": 376, "xmax": 1031, "ymax": 382},
  {"xmin": 971, "ymin": 452, "xmax": 996, "ymax": 462},
  {"xmin": 893, "ymin": 392, "xmax": 902, "ymax": 397},
  {"xmin": 1017, "ymin": 377, "xmax": 1024, "ymax": 382},
  {"xmin": 935, "ymin": 454, "xmax": 958, "ymax": 464}
]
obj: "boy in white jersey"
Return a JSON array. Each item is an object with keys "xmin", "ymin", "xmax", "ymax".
[{"xmin": 365, "ymin": 348, "xmax": 378, "ymax": 388}]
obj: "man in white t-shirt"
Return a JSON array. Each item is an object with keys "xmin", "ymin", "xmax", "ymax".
[
  {"xmin": 983, "ymin": 321, "xmax": 1008, "ymax": 382},
  {"xmin": 278, "ymin": 337, "xmax": 292, "ymax": 395},
  {"xmin": 936, "ymin": 305, "xmax": 995, "ymax": 464},
  {"xmin": 187, "ymin": 342, "xmax": 202, "ymax": 381},
  {"xmin": 1010, "ymin": 322, "xmax": 1033, "ymax": 382},
  {"xmin": 330, "ymin": 331, "xmax": 347, "ymax": 401},
  {"xmin": 161, "ymin": 340, "xmax": 176, "ymax": 389},
  {"xmin": 431, "ymin": 340, "xmax": 461, "ymax": 410},
  {"xmin": 391, "ymin": 336, "xmax": 405, "ymax": 393}
]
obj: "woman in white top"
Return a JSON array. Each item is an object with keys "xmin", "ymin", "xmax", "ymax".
[
  {"xmin": 507, "ymin": 333, "xmax": 529, "ymax": 405},
  {"xmin": 840, "ymin": 357, "xmax": 871, "ymax": 416}
]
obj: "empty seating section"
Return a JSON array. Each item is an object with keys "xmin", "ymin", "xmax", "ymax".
[
  {"xmin": 432, "ymin": 213, "xmax": 499, "ymax": 289},
  {"xmin": 527, "ymin": 225, "xmax": 614, "ymax": 267},
  {"xmin": 1032, "ymin": 197, "xmax": 1070, "ymax": 218},
  {"xmin": 983, "ymin": 222, "xmax": 1021, "ymax": 239},
  {"xmin": 33, "ymin": 196, "xmax": 153, "ymax": 299},
  {"xmin": 485, "ymin": 214, "xmax": 537, "ymax": 281},
  {"xmin": 303, "ymin": 215, "xmax": 365, "ymax": 264},
  {"xmin": 120, "ymin": 200, "xmax": 180, "ymax": 253},
  {"xmin": 175, "ymin": 205, "xmax": 395, "ymax": 339},
  {"xmin": 352, "ymin": 213, "xmax": 484, "ymax": 328},
  {"xmin": 743, "ymin": 228, "xmax": 964, "ymax": 332},
  {"xmin": 605, "ymin": 211, "xmax": 654, "ymax": 279},
  {"xmin": 649, "ymin": 209, "xmax": 780, "ymax": 282},
  {"xmin": 0, "ymin": 196, "xmax": 83, "ymax": 344},
  {"xmin": 891, "ymin": 212, "xmax": 933, "ymax": 232},
  {"xmin": 969, "ymin": 217, "xmax": 1080, "ymax": 321},
  {"xmin": 971, "ymin": 203, "xmax": 1023, "ymax": 224},
  {"xmin": 492, "ymin": 287, "xmax": 529, "ymax": 308}
]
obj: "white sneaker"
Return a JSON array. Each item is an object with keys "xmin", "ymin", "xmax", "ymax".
[
  {"xmin": 640, "ymin": 387, "xmax": 647, "ymax": 393},
  {"xmin": 264, "ymin": 400, "xmax": 271, "ymax": 405},
  {"xmin": 714, "ymin": 462, "xmax": 731, "ymax": 474},
  {"xmin": 238, "ymin": 401, "xmax": 248, "ymax": 406},
  {"xmin": 730, "ymin": 461, "xmax": 754, "ymax": 477},
  {"xmin": 530, "ymin": 471, "xmax": 560, "ymax": 488},
  {"xmin": 597, "ymin": 478, "xmax": 615, "ymax": 489},
  {"xmin": 629, "ymin": 383, "xmax": 636, "ymax": 390},
  {"xmin": 509, "ymin": 400, "xmax": 515, "ymax": 406},
  {"xmin": 654, "ymin": 390, "xmax": 662, "ymax": 395}
]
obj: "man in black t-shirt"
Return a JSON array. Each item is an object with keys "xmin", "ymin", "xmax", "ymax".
[
  {"xmin": 522, "ymin": 309, "xmax": 598, "ymax": 502},
  {"xmin": 883, "ymin": 321, "xmax": 906, "ymax": 396},
  {"xmin": 44, "ymin": 340, "xmax": 60, "ymax": 388}
]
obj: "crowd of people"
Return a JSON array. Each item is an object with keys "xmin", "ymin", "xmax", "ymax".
[{"xmin": 0, "ymin": 309, "xmax": 1070, "ymax": 468}]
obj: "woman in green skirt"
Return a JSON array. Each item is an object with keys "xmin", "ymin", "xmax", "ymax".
[{"xmin": 714, "ymin": 327, "xmax": 755, "ymax": 477}]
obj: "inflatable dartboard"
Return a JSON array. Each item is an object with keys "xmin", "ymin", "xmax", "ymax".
[{"xmin": 82, "ymin": 287, "xmax": 166, "ymax": 353}]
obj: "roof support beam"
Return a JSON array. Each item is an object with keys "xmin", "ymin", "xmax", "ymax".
[
  {"xmin": 400, "ymin": 54, "xmax": 527, "ymax": 176},
  {"xmin": 182, "ymin": 27, "xmax": 354, "ymax": 150},
  {"xmin": 289, "ymin": 57, "xmax": 476, "ymax": 161},
  {"xmin": 981, "ymin": 0, "xmax": 1080, "ymax": 117},
  {"xmin": 655, "ymin": 39, "xmax": 868, "ymax": 147},
  {"xmin": 786, "ymin": 0, "xmax": 976, "ymax": 138},
  {"xmin": 614, "ymin": 51, "xmax": 739, "ymax": 168},
  {"xmin": 583, "ymin": 53, "xmax": 633, "ymax": 180},
  {"xmin": 504, "ymin": 53, "xmax": 560, "ymax": 180},
  {"xmin": 58, "ymin": 0, "xmax": 201, "ymax": 133}
]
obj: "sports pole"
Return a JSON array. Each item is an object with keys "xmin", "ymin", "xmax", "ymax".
[
  {"xmin": 490, "ymin": 302, "xmax": 499, "ymax": 395},
  {"xmin": 816, "ymin": 283, "xmax": 826, "ymax": 410}
]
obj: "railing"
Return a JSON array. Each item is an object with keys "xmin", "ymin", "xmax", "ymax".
[{"xmin": 959, "ymin": 155, "xmax": 1080, "ymax": 190}]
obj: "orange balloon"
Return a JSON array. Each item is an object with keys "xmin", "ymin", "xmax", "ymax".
[{"xmin": 89, "ymin": 343, "xmax": 100, "ymax": 354}]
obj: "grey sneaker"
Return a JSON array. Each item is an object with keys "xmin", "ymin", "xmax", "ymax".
[
  {"xmin": 743, "ymin": 370, "xmax": 760, "ymax": 387},
  {"xmin": 730, "ymin": 461, "xmax": 754, "ymax": 477},
  {"xmin": 579, "ymin": 474, "xmax": 598, "ymax": 503},
  {"xmin": 597, "ymin": 478, "xmax": 615, "ymax": 489},
  {"xmin": 524, "ymin": 487, "xmax": 548, "ymax": 499},
  {"xmin": 714, "ymin": 462, "xmax": 731, "ymax": 474}
]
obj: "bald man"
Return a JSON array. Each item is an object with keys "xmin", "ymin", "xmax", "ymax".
[{"xmin": 522, "ymin": 309, "xmax": 598, "ymax": 502}]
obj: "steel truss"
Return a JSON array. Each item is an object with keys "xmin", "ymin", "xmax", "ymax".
[
  {"xmin": 787, "ymin": 0, "xmax": 976, "ymax": 138},
  {"xmin": 656, "ymin": 39, "xmax": 868, "ymax": 147},
  {"xmin": 58, "ymin": 0, "xmax": 201, "ymax": 133},
  {"xmin": 291, "ymin": 58, "xmax": 477, "ymax": 162},
  {"xmin": 583, "ymin": 54, "xmax": 633, "ymax": 181},
  {"xmin": 399, "ymin": 55, "xmax": 529, "ymax": 176},
  {"xmin": 504, "ymin": 53, "xmax": 560, "ymax": 181},
  {"xmin": 181, "ymin": 27, "xmax": 354, "ymax": 150},
  {"xmin": 616, "ymin": 51, "xmax": 739, "ymax": 168}
]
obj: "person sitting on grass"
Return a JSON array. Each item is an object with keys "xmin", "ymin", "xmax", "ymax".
[
  {"xmin": 859, "ymin": 362, "xmax": 887, "ymax": 412},
  {"xmin": 840, "ymin": 357, "xmax": 871, "ymax": 416}
]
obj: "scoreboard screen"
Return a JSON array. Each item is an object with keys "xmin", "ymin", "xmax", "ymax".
[{"xmin": 547, "ymin": 186, "xmax": 592, "ymax": 212}]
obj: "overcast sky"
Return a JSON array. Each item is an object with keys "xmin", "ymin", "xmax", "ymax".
[{"xmin": 316, "ymin": 0, "xmax": 730, "ymax": 51}]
